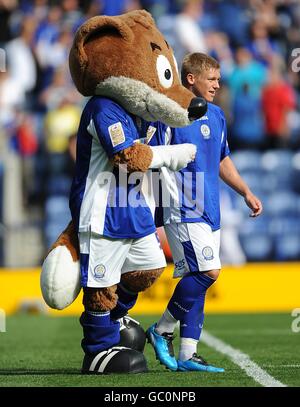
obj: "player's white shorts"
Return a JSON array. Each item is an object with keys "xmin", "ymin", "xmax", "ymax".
[
  {"xmin": 79, "ymin": 231, "xmax": 166, "ymax": 288},
  {"xmin": 164, "ymin": 222, "xmax": 221, "ymax": 278}
]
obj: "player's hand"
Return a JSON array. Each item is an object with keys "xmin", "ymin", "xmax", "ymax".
[{"xmin": 244, "ymin": 192, "xmax": 263, "ymax": 217}]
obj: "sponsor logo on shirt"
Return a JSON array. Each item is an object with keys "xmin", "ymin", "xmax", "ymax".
[
  {"xmin": 175, "ymin": 259, "xmax": 186, "ymax": 270},
  {"xmin": 146, "ymin": 126, "xmax": 157, "ymax": 144},
  {"xmin": 174, "ymin": 301, "xmax": 189, "ymax": 313},
  {"xmin": 200, "ymin": 124, "xmax": 211, "ymax": 139},
  {"xmin": 173, "ymin": 259, "xmax": 186, "ymax": 278},
  {"xmin": 202, "ymin": 246, "xmax": 214, "ymax": 260},
  {"xmin": 134, "ymin": 125, "xmax": 157, "ymax": 145},
  {"xmin": 108, "ymin": 122, "xmax": 125, "ymax": 146}
]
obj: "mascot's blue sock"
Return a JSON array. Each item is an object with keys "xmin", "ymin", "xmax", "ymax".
[
  {"xmin": 167, "ymin": 272, "xmax": 215, "ymax": 326},
  {"xmin": 80, "ymin": 311, "xmax": 120, "ymax": 354},
  {"xmin": 110, "ymin": 284, "xmax": 138, "ymax": 320}
]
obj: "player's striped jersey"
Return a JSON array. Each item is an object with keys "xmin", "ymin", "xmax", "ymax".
[
  {"xmin": 155, "ymin": 103, "xmax": 230, "ymax": 231},
  {"xmin": 69, "ymin": 96, "xmax": 165, "ymax": 239}
]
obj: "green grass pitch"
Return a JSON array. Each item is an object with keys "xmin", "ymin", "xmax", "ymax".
[{"xmin": 0, "ymin": 313, "xmax": 299, "ymax": 387}]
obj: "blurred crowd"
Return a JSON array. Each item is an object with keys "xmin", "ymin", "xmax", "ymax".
[{"xmin": 0, "ymin": 0, "xmax": 300, "ymax": 264}]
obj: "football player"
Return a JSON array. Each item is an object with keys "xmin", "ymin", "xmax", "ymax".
[{"xmin": 145, "ymin": 53, "xmax": 263, "ymax": 372}]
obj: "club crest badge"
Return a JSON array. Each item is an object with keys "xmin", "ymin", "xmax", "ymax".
[
  {"xmin": 94, "ymin": 264, "xmax": 106, "ymax": 280},
  {"xmin": 202, "ymin": 246, "xmax": 214, "ymax": 260},
  {"xmin": 200, "ymin": 124, "xmax": 211, "ymax": 139}
]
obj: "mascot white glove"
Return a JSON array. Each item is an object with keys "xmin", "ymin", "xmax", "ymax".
[{"xmin": 150, "ymin": 144, "xmax": 197, "ymax": 171}]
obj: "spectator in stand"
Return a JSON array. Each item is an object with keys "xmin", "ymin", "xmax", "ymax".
[
  {"xmin": 228, "ymin": 46, "xmax": 267, "ymax": 149},
  {"xmin": 176, "ymin": 0, "xmax": 207, "ymax": 53},
  {"xmin": 173, "ymin": 0, "xmax": 207, "ymax": 64},
  {"xmin": 31, "ymin": 0, "xmax": 49, "ymax": 22},
  {"xmin": 34, "ymin": 5, "xmax": 63, "ymax": 89},
  {"xmin": 43, "ymin": 96, "xmax": 81, "ymax": 175},
  {"xmin": 36, "ymin": 26, "xmax": 74, "ymax": 89},
  {"xmin": 44, "ymin": 97, "xmax": 81, "ymax": 156},
  {"xmin": 0, "ymin": 0, "xmax": 17, "ymax": 45},
  {"xmin": 14, "ymin": 112, "xmax": 39, "ymax": 206},
  {"xmin": 34, "ymin": 4, "xmax": 62, "ymax": 46},
  {"xmin": 249, "ymin": 0, "xmax": 279, "ymax": 34},
  {"xmin": 61, "ymin": 0, "xmax": 82, "ymax": 29},
  {"xmin": 5, "ymin": 16, "xmax": 37, "ymax": 98},
  {"xmin": 247, "ymin": 19, "xmax": 280, "ymax": 67},
  {"xmin": 39, "ymin": 66, "xmax": 83, "ymax": 112},
  {"xmin": 0, "ymin": 70, "xmax": 25, "ymax": 128},
  {"xmin": 229, "ymin": 46, "xmax": 267, "ymax": 100},
  {"xmin": 140, "ymin": 0, "xmax": 170, "ymax": 20},
  {"xmin": 231, "ymin": 82, "xmax": 265, "ymax": 149},
  {"xmin": 261, "ymin": 58, "xmax": 296, "ymax": 149},
  {"xmin": 216, "ymin": 0, "xmax": 250, "ymax": 47}
]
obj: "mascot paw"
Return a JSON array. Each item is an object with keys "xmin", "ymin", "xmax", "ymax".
[
  {"xmin": 170, "ymin": 143, "xmax": 197, "ymax": 171},
  {"xmin": 40, "ymin": 245, "xmax": 81, "ymax": 310},
  {"xmin": 118, "ymin": 315, "xmax": 147, "ymax": 352},
  {"xmin": 82, "ymin": 347, "xmax": 148, "ymax": 374}
]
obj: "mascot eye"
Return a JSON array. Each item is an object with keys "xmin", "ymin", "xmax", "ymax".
[{"xmin": 156, "ymin": 55, "xmax": 173, "ymax": 88}]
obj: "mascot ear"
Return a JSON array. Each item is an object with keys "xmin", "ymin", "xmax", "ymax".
[
  {"xmin": 69, "ymin": 15, "xmax": 134, "ymax": 95},
  {"xmin": 69, "ymin": 10, "xmax": 156, "ymax": 96}
]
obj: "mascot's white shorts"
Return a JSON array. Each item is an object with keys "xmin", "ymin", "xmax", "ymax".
[
  {"xmin": 79, "ymin": 231, "xmax": 166, "ymax": 288},
  {"xmin": 40, "ymin": 231, "xmax": 166, "ymax": 310}
]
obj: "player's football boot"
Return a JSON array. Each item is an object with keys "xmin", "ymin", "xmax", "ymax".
[
  {"xmin": 118, "ymin": 315, "xmax": 147, "ymax": 352},
  {"xmin": 146, "ymin": 323, "xmax": 177, "ymax": 371},
  {"xmin": 82, "ymin": 346, "xmax": 148, "ymax": 374},
  {"xmin": 177, "ymin": 353, "xmax": 224, "ymax": 373}
]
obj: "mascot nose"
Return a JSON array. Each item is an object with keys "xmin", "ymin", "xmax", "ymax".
[{"xmin": 188, "ymin": 97, "xmax": 207, "ymax": 121}]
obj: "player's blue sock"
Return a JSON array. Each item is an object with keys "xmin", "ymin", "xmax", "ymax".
[
  {"xmin": 167, "ymin": 272, "xmax": 215, "ymax": 323},
  {"xmin": 80, "ymin": 311, "xmax": 120, "ymax": 354},
  {"xmin": 110, "ymin": 284, "xmax": 138, "ymax": 320},
  {"xmin": 180, "ymin": 297, "xmax": 205, "ymax": 340}
]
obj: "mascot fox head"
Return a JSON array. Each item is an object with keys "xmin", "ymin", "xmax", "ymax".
[{"xmin": 69, "ymin": 10, "xmax": 206, "ymax": 127}]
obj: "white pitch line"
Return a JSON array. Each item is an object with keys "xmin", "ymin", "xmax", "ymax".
[
  {"xmin": 201, "ymin": 330, "xmax": 287, "ymax": 387},
  {"xmin": 262, "ymin": 364, "xmax": 300, "ymax": 368}
]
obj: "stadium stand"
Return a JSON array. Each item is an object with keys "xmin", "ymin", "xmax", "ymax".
[
  {"xmin": 44, "ymin": 195, "xmax": 71, "ymax": 248},
  {"xmin": 229, "ymin": 150, "xmax": 300, "ymax": 262},
  {"xmin": 0, "ymin": 0, "xmax": 299, "ymax": 265}
]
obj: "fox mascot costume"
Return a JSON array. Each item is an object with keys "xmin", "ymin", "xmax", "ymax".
[{"xmin": 40, "ymin": 10, "xmax": 206, "ymax": 374}]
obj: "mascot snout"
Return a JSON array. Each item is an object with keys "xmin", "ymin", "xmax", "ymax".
[{"xmin": 188, "ymin": 97, "xmax": 208, "ymax": 121}]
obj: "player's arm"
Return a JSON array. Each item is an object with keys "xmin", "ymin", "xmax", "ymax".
[{"xmin": 219, "ymin": 156, "xmax": 263, "ymax": 217}]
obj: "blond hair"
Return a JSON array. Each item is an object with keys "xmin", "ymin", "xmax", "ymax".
[{"xmin": 181, "ymin": 53, "xmax": 220, "ymax": 87}]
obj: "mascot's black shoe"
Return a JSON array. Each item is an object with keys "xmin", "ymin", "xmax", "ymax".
[
  {"xmin": 82, "ymin": 346, "xmax": 148, "ymax": 374},
  {"xmin": 118, "ymin": 316, "xmax": 147, "ymax": 352}
]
